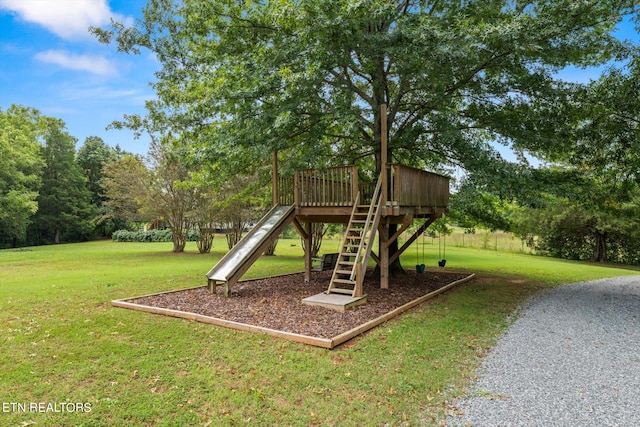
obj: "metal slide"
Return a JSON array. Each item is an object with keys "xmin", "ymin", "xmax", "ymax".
[{"xmin": 206, "ymin": 204, "xmax": 295, "ymax": 285}]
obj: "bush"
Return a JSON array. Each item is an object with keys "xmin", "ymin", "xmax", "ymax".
[{"xmin": 112, "ymin": 229, "xmax": 201, "ymax": 243}]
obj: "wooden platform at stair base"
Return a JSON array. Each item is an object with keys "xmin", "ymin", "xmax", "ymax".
[{"xmin": 301, "ymin": 292, "xmax": 367, "ymax": 312}]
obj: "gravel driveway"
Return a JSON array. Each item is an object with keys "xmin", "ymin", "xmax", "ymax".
[{"xmin": 447, "ymin": 275, "xmax": 640, "ymax": 427}]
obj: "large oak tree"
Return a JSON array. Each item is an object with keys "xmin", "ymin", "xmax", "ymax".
[{"xmin": 94, "ymin": 0, "xmax": 638, "ymax": 268}]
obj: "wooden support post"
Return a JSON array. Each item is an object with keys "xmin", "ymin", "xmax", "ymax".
[
  {"xmin": 294, "ymin": 170, "xmax": 299, "ymax": 207},
  {"xmin": 380, "ymin": 104, "xmax": 389, "ymax": 288},
  {"xmin": 303, "ymin": 222, "xmax": 312, "ymax": 283},
  {"xmin": 272, "ymin": 151, "xmax": 278, "ymax": 206},
  {"xmin": 381, "ymin": 104, "xmax": 388, "ymax": 206},
  {"xmin": 380, "ymin": 221, "xmax": 390, "ymax": 289},
  {"xmin": 208, "ymin": 279, "xmax": 217, "ymax": 294},
  {"xmin": 354, "ymin": 263, "xmax": 363, "ymax": 297}
]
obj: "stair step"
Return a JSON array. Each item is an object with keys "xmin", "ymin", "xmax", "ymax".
[
  {"xmin": 332, "ymin": 278, "xmax": 356, "ymax": 285},
  {"xmin": 328, "ymin": 288, "xmax": 355, "ymax": 295}
]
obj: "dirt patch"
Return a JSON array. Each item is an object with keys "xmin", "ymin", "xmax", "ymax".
[{"xmin": 127, "ymin": 269, "xmax": 471, "ymax": 340}]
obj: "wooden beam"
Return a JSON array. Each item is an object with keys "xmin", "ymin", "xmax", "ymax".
[
  {"xmin": 303, "ymin": 222, "xmax": 312, "ymax": 283},
  {"xmin": 384, "ymin": 214, "xmax": 414, "ymax": 249},
  {"xmin": 380, "ymin": 221, "xmax": 389, "ymax": 289},
  {"xmin": 112, "ymin": 299, "xmax": 335, "ymax": 348},
  {"xmin": 370, "ymin": 251, "xmax": 380, "ymax": 266},
  {"xmin": 381, "ymin": 104, "xmax": 388, "ymax": 206},
  {"xmin": 272, "ymin": 151, "xmax": 278, "ymax": 206},
  {"xmin": 390, "ymin": 217, "xmax": 436, "ymax": 264},
  {"xmin": 291, "ymin": 218, "xmax": 308, "ymax": 240}
]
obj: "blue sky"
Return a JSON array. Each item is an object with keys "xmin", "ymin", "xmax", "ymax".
[
  {"xmin": 0, "ymin": 1, "xmax": 638, "ymax": 158},
  {"xmin": 0, "ymin": 0, "xmax": 155, "ymax": 154}
]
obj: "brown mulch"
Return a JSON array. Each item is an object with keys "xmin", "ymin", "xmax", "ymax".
[{"xmin": 128, "ymin": 269, "xmax": 471, "ymax": 339}]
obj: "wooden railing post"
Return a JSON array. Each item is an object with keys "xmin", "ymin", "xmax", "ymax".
[
  {"xmin": 294, "ymin": 171, "xmax": 300, "ymax": 207},
  {"xmin": 272, "ymin": 151, "xmax": 278, "ymax": 206},
  {"xmin": 351, "ymin": 166, "xmax": 359, "ymax": 205}
]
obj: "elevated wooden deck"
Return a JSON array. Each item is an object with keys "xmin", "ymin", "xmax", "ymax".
[{"xmin": 276, "ymin": 164, "xmax": 449, "ymax": 224}]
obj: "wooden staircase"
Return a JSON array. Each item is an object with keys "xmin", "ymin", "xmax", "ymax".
[{"xmin": 327, "ymin": 179, "xmax": 383, "ymax": 297}]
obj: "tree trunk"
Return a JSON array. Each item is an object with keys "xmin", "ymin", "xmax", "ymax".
[
  {"xmin": 592, "ymin": 231, "xmax": 608, "ymax": 263},
  {"xmin": 196, "ymin": 227, "xmax": 214, "ymax": 254},
  {"xmin": 263, "ymin": 237, "xmax": 278, "ymax": 256},
  {"xmin": 172, "ymin": 230, "xmax": 186, "ymax": 252},
  {"xmin": 54, "ymin": 228, "xmax": 60, "ymax": 244},
  {"xmin": 226, "ymin": 219, "xmax": 244, "ymax": 250},
  {"xmin": 301, "ymin": 223, "xmax": 327, "ymax": 259}
]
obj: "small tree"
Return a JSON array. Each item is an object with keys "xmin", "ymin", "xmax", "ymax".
[
  {"xmin": 101, "ymin": 154, "xmax": 150, "ymax": 225},
  {"xmin": 214, "ymin": 173, "xmax": 267, "ymax": 250},
  {"xmin": 191, "ymin": 189, "xmax": 217, "ymax": 254},
  {"xmin": 102, "ymin": 142, "xmax": 199, "ymax": 253},
  {"xmin": 301, "ymin": 223, "xmax": 328, "ymax": 259}
]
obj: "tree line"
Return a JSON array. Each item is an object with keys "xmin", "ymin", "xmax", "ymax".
[{"xmin": 0, "ymin": 105, "xmax": 272, "ymax": 252}]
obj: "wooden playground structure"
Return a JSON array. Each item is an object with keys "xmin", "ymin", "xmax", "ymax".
[{"xmin": 206, "ymin": 106, "xmax": 449, "ymax": 309}]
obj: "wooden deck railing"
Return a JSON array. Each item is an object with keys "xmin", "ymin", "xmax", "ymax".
[
  {"xmin": 388, "ymin": 164, "xmax": 449, "ymax": 208},
  {"xmin": 277, "ymin": 175, "xmax": 295, "ymax": 205},
  {"xmin": 294, "ymin": 166, "xmax": 358, "ymax": 207},
  {"xmin": 276, "ymin": 164, "xmax": 448, "ymax": 210}
]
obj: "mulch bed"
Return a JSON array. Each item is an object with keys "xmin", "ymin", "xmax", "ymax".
[{"xmin": 124, "ymin": 269, "xmax": 471, "ymax": 340}]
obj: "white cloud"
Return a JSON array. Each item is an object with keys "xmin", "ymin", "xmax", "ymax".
[
  {"xmin": 35, "ymin": 49, "xmax": 117, "ymax": 75},
  {"xmin": 0, "ymin": 0, "xmax": 133, "ymax": 40},
  {"xmin": 54, "ymin": 81, "xmax": 152, "ymax": 106}
]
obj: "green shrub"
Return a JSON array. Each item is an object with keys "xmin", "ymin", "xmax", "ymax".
[{"xmin": 112, "ymin": 229, "xmax": 201, "ymax": 243}]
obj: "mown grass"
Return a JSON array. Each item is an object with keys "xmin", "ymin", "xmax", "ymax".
[{"xmin": 1, "ymin": 238, "xmax": 637, "ymax": 426}]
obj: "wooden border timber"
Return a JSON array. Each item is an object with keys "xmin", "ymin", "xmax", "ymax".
[
  {"xmin": 111, "ymin": 272, "xmax": 474, "ymax": 349},
  {"xmin": 329, "ymin": 273, "xmax": 475, "ymax": 348},
  {"xmin": 112, "ymin": 299, "xmax": 334, "ymax": 348}
]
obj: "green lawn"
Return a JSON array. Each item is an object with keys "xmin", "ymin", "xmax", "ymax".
[{"xmin": 1, "ymin": 238, "xmax": 637, "ymax": 426}]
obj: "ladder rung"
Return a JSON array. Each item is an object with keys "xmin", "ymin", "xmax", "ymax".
[
  {"xmin": 340, "ymin": 252, "xmax": 356, "ymax": 257},
  {"xmin": 332, "ymin": 278, "xmax": 355, "ymax": 285},
  {"xmin": 338, "ymin": 261, "xmax": 355, "ymax": 266},
  {"xmin": 335, "ymin": 269, "xmax": 352, "ymax": 275}
]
